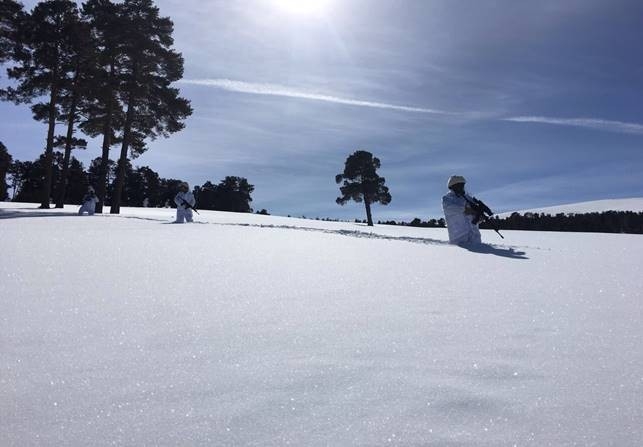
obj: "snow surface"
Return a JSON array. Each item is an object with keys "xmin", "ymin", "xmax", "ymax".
[
  {"xmin": 1, "ymin": 202, "xmax": 642, "ymax": 446},
  {"xmin": 501, "ymin": 197, "xmax": 643, "ymax": 216}
]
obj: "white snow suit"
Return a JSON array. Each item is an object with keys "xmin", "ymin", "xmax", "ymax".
[
  {"xmin": 174, "ymin": 190, "xmax": 196, "ymax": 223},
  {"xmin": 442, "ymin": 190, "xmax": 482, "ymax": 245},
  {"xmin": 78, "ymin": 193, "xmax": 99, "ymax": 215}
]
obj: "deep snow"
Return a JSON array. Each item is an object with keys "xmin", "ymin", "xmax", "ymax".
[{"xmin": 1, "ymin": 202, "xmax": 642, "ymax": 446}]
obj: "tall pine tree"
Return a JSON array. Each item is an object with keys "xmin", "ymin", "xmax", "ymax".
[
  {"xmin": 54, "ymin": 17, "xmax": 92, "ymax": 208},
  {"xmin": 109, "ymin": 0, "xmax": 191, "ymax": 214},
  {"xmin": 80, "ymin": 0, "xmax": 126, "ymax": 213},
  {"xmin": 3, "ymin": 0, "xmax": 82, "ymax": 208},
  {"xmin": 336, "ymin": 150, "xmax": 391, "ymax": 226}
]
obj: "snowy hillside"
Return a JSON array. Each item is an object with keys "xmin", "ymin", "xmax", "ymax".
[
  {"xmin": 1, "ymin": 203, "xmax": 642, "ymax": 446},
  {"xmin": 500, "ymin": 197, "xmax": 643, "ymax": 216}
]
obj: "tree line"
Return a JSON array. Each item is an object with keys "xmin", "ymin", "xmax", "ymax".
[
  {"xmin": 0, "ymin": 0, "xmax": 191, "ymax": 213},
  {"xmin": 481, "ymin": 212, "xmax": 643, "ymax": 235},
  {"xmin": 0, "ymin": 143, "xmax": 255, "ymax": 212}
]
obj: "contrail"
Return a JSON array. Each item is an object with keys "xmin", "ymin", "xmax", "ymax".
[
  {"xmin": 180, "ymin": 78, "xmax": 459, "ymax": 115},
  {"xmin": 180, "ymin": 79, "xmax": 643, "ymax": 134},
  {"xmin": 504, "ymin": 116, "xmax": 643, "ymax": 135}
]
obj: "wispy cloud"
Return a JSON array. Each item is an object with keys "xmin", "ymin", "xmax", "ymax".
[
  {"xmin": 180, "ymin": 78, "xmax": 459, "ymax": 115},
  {"xmin": 180, "ymin": 78, "xmax": 643, "ymax": 136},
  {"xmin": 504, "ymin": 116, "xmax": 643, "ymax": 135}
]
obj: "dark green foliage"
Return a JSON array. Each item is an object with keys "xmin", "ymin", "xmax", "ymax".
[
  {"xmin": 87, "ymin": 156, "xmax": 116, "ymax": 204},
  {"xmin": 196, "ymin": 177, "xmax": 255, "ymax": 213},
  {"xmin": 63, "ymin": 157, "xmax": 88, "ymax": 204},
  {"xmin": 158, "ymin": 178, "xmax": 184, "ymax": 208},
  {"xmin": 215, "ymin": 176, "xmax": 254, "ymax": 213},
  {"xmin": 124, "ymin": 165, "xmax": 161, "ymax": 207},
  {"xmin": 336, "ymin": 150, "xmax": 391, "ymax": 226},
  {"xmin": 11, "ymin": 157, "xmax": 46, "ymax": 202},
  {"xmin": 0, "ymin": 141, "xmax": 12, "ymax": 200},
  {"xmin": 193, "ymin": 181, "xmax": 216, "ymax": 210},
  {"xmin": 0, "ymin": 0, "xmax": 26, "ymax": 65}
]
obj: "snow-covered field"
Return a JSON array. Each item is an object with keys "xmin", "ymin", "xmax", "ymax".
[{"xmin": 1, "ymin": 202, "xmax": 642, "ymax": 446}]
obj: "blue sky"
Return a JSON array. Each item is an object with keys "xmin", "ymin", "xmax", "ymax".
[{"xmin": 2, "ymin": 0, "xmax": 643, "ymax": 220}]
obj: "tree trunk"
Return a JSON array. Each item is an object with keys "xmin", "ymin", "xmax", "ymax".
[
  {"xmin": 55, "ymin": 61, "xmax": 80, "ymax": 208},
  {"xmin": 110, "ymin": 96, "xmax": 134, "ymax": 214},
  {"xmin": 110, "ymin": 60, "xmax": 138, "ymax": 215},
  {"xmin": 361, "ymin": 182, "xmax": 374, "ymax": 226},
  {"xmin": 40, "ymin": 66, "xmax": 59, "ymax": 209},
  {"xmin": 94, "ymin": 61, "xmax": 115, "ymax": 214},
  {"xmin": 364, "ymin": 198, "xmax": 373, "ymax": 226}
]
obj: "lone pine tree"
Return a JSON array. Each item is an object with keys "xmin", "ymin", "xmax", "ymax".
[{"xmin": 336, "ymin": 150, "xmax": 391, "ymax": 226}]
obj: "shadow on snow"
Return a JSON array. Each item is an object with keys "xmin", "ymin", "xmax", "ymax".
[
  {"xmin": 460, "ymin": 242, "xmax": 528, "ymax": 259},
  {"xmin": 0, "ymin": 208, "xmax": 78, "ymax": 219}
]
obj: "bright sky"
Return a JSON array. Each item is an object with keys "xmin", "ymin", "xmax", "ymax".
[{"xmin": 2, "ymin": 0, "xmax": 643, "ymax": 220}]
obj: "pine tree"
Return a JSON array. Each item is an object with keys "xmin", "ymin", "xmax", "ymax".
[
  {"xmin": 64, "ymin": 157, "xmax": 88, "ymax": 204},
  {"xmin": 12, "ymin": 156, "xmax": 45, "ymax": 202},
  {"xmin": 335, "ymin": 150, "xmax": 391, "ymax": 226},
  {"xmin": 3, "ymin": 0, "xmax": 82, "ymax": 208},
  {"xmin": 159, "ymin": 178, "xmax": 184, "ymax": 208},
  {"xmin": 54, "ymin": 17, "xmax": 93, "ymax": 208},
  {"xmin": 109, "ymin": 0, "xmax": 192, "ymax": 214},
  {"xmin": 195, "ymin": 181, "xmax": 217, "ymax": 210},
  {"xmin": 214, "ymin": 176, "xmax": 254, "ymax": 212},
  {"xmin": 125, "ymin": 166, "xmax": 160, "ymax": 207},
  {"xmin": 80, "ymin": 0, "xmax": 126, "ymax": 213},
  {"xmin": 87, "ymin": 156, "xmax": 116, "ymax": 204}
]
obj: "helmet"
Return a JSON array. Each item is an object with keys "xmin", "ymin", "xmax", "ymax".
[{"xmin": 447, "ymin": 175, "xmax": 466, "ymax": 189}]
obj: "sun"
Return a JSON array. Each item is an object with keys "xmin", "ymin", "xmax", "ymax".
[{"xmin": 272, "ymin": 0, "xmax": 332, "ymax": 17}]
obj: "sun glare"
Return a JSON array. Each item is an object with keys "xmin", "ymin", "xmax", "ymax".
[{"xmin": 273, "ymin": 0, "xmax": 332, "ymax": 17}]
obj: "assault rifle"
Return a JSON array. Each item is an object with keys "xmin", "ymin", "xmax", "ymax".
[
  {"xmin": 462, "ymin": 195, "xmax": 504, "ymax": 239},
  {"xmin": 181, "ymin": 198, "xmax": 199, "ymax": 215}
]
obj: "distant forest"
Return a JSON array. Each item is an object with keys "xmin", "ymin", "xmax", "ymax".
[
  {"xmin": 376, "ymin": 212, "xmax": 643, "ymax": 235},
  {"xmin": 2, "ymin": 151, "xmax": 256, "ymax": 213},
  {"xmin": 482, "ymin": 211, "xmax": 643, "ymax": 235}
]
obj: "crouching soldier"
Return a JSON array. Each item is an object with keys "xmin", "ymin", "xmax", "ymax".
[
  {"xmin": 442, "ymin": 175, "xmax": 482, "ymax": 245},
  {"xmin": 174, "ymin": 182, "xmax": 196, "ymax": 223},
  {"xmin": 78, "ymin": 186, "xmax": 99, "ymax": 215}
]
